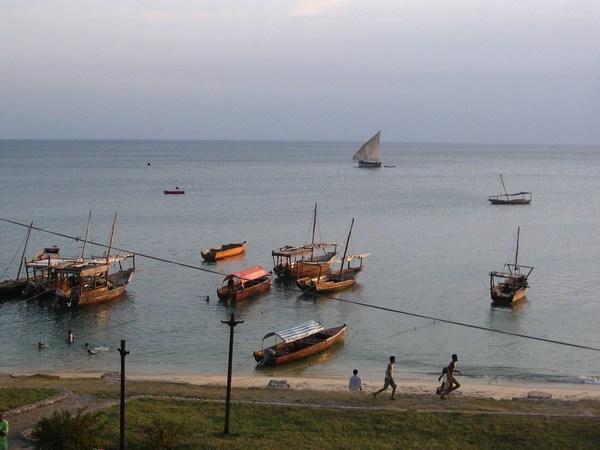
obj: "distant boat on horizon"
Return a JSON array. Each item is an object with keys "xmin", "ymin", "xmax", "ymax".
[
  {"xmin": 164, "ymin": 187, "xmax": 185, "ymax": 195},
  {"xmin": 488, "ymin": 174, "xmax": 531, "ymax": 205},
  {"xmin": 353, "ymin": 131, "xmax": 382, "ymax": 168}
]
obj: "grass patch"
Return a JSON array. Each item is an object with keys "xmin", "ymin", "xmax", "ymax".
[
  {"xmin": 0, "ymin": 387, "xmax": 59, "ymax": 410},
  {"xmin": 94, "ymin": 398, "xmax": 600, "ymax": 449}
]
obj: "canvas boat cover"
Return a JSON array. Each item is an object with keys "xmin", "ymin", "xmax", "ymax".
[
  {"xmin": 262, "ymin": 320, "xmax": 325, "ymax": 343},
  {"xmin": 272, "ymin": 243, "xmax": 337, "ymax": 258},
  {"xmin": 225, "ymin": 265, "xmax": 269, "ymax": 281},
  {"xmin": 353, "ymin": 131, "xmax": 381, "ymax": 162}
]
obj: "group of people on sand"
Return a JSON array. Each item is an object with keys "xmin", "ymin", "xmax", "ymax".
[{"xmin": 348, "ymin": 354, "xmax": 462, "ymax": 400}]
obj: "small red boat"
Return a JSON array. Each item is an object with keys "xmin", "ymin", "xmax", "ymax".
[
  {"xmin": 164, "ymin": 187, "xmax": 185, "ymax": 195},
  {"xmin": 217, "ymin": 265, "xmax": 271, "ymax": 303}
]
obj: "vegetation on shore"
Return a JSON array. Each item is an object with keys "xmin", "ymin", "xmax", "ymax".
[
  {"xmin": 98, "ymin": 398, "xmax": 600, "ymax": 449},
  {"xmin": 3, "ymin": 376, "xmax": 600, "ymax": 449},
  {"xmin": 0, "ymin": 387, "xmax": 58, "ymax": 411}
]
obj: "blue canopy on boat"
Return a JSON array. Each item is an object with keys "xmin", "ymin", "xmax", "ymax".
[{"xmin": 262, "ymin": 320, "xmax": 324, "ymax": 343}]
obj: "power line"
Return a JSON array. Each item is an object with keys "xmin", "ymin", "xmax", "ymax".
[{"xmin": 2, "ymin": 216, "xmax": 600, "ymax": 353}]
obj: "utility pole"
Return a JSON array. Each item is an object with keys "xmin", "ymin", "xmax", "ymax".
[
  {"xmin": 118, "ymin": 340, "xmax": 129, "ymax": 450},
  {"xmin": 221, "ymin": 313, "xmax": 244, "ymax": 434}
]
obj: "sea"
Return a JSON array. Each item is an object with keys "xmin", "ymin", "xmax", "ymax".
[{"xmin": 0, "ymin": 140, "xmax": 599, "ymax": 385}]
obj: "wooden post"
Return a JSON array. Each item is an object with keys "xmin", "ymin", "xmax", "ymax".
[
  {"xmin": 221, "ymin": 313, "xmax": 244, "ymax": 434},
  {"xmin": 118, "ymin": 340, "xmax": 129, "ymax": 450}
]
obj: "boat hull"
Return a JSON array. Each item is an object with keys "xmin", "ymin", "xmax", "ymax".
[
  {"xmin": 254, "ymin": 324, "xmax": 346, "ymax": 366},
  {"xmin": 296, "ymin": 267, "xmax": 361, "ymax": 293},
  {"xmin": 164, "ymin": 190, "xmax": 185, "ymax": 195},
  {"xmin": 488, "ymin": 199, "xmax": 531, "ymax": 205},
  {"xmin": 0, "ymin": 279, "xmax": 28, "ymax": 299},
  {"xmin": 201, "ymin": 242, "xmax": 247, "ymax": 262},
  {"xmin": 491, "ymin": 286, "xmax": 528, "ymax": 305},
  {"xmin": 357, "ymin": 160, "xmax": 382, "ymax": 168},
  {"xmin": 217, "ymin": 277, "xmax": 271, "ymax": 303}
]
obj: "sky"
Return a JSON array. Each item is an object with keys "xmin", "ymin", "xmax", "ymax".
[{"xmin": 1, "ymin": 0, "xmax": 599, "ymax": 144}]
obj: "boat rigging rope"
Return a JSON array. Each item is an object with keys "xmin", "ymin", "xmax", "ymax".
[
  {"xmin": 1, "ymin": 231, "xmax": 27, "ymax": 279},
  {"xmin": 2, "ymin": 217, "xmax": 600, "ymax": 353}
]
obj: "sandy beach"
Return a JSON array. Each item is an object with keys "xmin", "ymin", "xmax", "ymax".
[{"xmin": 30, "ymin": 370, "xmax": 600, "ymax": 401}]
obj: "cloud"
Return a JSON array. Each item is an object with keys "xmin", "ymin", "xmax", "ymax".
[{"xmin": 289, "ymin": 0, "xmax": 348, "ymax": 17}]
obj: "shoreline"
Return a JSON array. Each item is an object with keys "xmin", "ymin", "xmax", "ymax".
[{"xmin": 9, "ymin": 370, "xmax": 600, "ymax": 401}]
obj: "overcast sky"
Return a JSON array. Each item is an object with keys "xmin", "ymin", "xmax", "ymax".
[{"xmin": 1, "ymin": 0, "xmax": 599, "ymax": 144}]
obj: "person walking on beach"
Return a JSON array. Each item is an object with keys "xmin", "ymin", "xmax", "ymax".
[
  {"xmin": 349, "ymin": 369, "xmax": 362, "ymax": 392},
  {"xmin": 441, "ymin": 354, "xmax": 461, "ymax": 399},
  {"xmin": 373, "ymin": 356, "xmax": 396, "ymax": 400},
  {"xmin": 0, "ymin": 411, "xmax": 8, "ymax": 450}
]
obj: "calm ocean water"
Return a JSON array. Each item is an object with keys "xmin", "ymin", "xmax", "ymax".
[{"xmin": 1, "ymin": 140, "xmax": 599, "ymax": 384}]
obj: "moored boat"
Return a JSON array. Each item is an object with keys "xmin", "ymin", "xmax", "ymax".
[
  {"xmin": 164, "ymin": 187, "xmax": 185, "ymax": 195},
  {"xmin": 201, "ymin": 241, "xmax": 247, "ymax": 262},
  {"xmin": 488, "ymin": 174, "xmax": 531, "ymax": 205},
  {"xmin": 296, "ymin": 218, "xmax": 368, "ymax": 293},
  {"xmin": 51, "ymin": 213, "xmax": 135, "ymax": 307},
  {"xmin": 353, "ymin": 131, "xmax": 382, "ymax": 168},
  {"xmin": 52, "ymin": 254, "xmax": 135, "ymax": 307},
  {"xmin": 489, "ymin": 227, "xmax": 533, "ymax": 306},
  {"xmin": 253, "ymin": 320, "xmax": 346, "ymax": 366},
  {"xmin": 272, "ymin": 203, "xmax": 338, "ymax": 280},
  {"xmin": 217, "ymin": 265, "xmax": 271, "ymax": 303}
]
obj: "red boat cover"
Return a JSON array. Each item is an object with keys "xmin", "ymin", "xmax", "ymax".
[{"xmin": 225, "ymin": 265, "xmax": 269, "ymax": 281}]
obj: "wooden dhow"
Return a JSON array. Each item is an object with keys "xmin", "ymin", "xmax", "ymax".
[
  {"xmin": 272, "ymin": 203, "xmax": 338, "ymax": 280},
  {"xmin": 217, "ymin": 265, "xmax": 271, "ymax": 303},
  {"xmin": 296, "ymin": 218, "xmax": 368, "ymax": 293},
  {"xmin": 488, "ymin": 174, "xmax": 531, "ymax": 205},
  {"xmin": 253, "ymin": 320, "xmax": 346, "ymax": 367},
  {"xmin": 201, "ymin": 241, "xmax": 247, "ymax": 262},
  {"xmin": 353, "ymin": 131, "xmax": 382, "ymax": 168},
  {"xmin": 52, "ymin": 213, "xmax": 135, "ymax": 307},
  {"xmin": 489, "ymin": 227, "xmax": 533, "ymax": 305}
]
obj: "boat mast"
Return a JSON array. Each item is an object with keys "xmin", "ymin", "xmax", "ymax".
[
  {"xmin": 500, "ymin": 174, "xmax": 510, "ymax": 200},
  {"xmin": 514, "ymin": 226, "xmax": 520, "ymax": 268},
  {"xmin": 16, "ymin": 221, "xmax": 34, "ymax": 280},
  {"xmin": 338, "ymin": 218, "xmax": 354, "ymax": 278},
  {"xmin": 81, "ymin": 210, "xmax": 92, "ymax": 259},
  {"xmin": 106, "ymin": 212, "xmax": 118, "ymax": 264},
  {"xmin": 310, "ymin": 202, "xmax": 317, "ymax": 261}
]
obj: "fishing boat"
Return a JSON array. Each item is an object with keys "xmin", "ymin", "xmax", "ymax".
[
  {"xmin": 488, "ymin": 174, "xmax": 531, "ymax": 205},
  {"xmin": 0, "ymin": 222, "xmax": 33, "ymax": 299},
  {"xmin": 217, "ymin": 265, "xmax": 271, "ymax": 303},
  {"xmin": 52, "ymin": 213, "xmax": 135, "ymax": 307},
  {"xmin": 296, "ymin": 218, "xmax": 368, "ymax": 293},
  {"xmin": 489, "ymin": 227, "xmax": 533, "ymax": 305},
  {"xmin": 272, "ymin": 203, "xmax": 338, "ymax": 280},
  {"xmin": 253, "ymin": 320, "xmax": 346, "ymax": 366},
  {"xmin": 164, "ymin": 187, "xmax": 185, "ymax": 195},
  {"xmin": 201, "ymin": 241, "xmax": 247, "ymax": 262},
  {"xmin": 52, "ymin": 254, "xmax": 135, "ymax": 307},
  {"xmin": 353, "ymin": 131, "xmax": 382, "ymax": 168}
]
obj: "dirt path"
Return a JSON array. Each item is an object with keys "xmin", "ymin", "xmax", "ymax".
[{"xmin": 6, "ymin": 391, "xmax": 116, "ymax": 449}]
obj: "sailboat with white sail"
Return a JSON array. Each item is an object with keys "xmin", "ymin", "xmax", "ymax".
[{"xmin": 353, "ymin": 131, "xmax": 382, "ymax": 168}]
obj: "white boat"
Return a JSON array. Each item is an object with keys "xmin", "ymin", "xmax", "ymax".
[{"xmin": 353, "ymin": 131, "xmax": 382, "ymax": 168}]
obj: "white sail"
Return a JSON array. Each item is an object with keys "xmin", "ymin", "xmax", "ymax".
[{"xmin": 353, "ymin": 131, "xmax": 381, "ymax": 162}]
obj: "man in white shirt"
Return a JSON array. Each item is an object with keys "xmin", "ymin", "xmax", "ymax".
[{"xmin": 349, "ymin": 369, "xmax": 362, "ymax": 391}]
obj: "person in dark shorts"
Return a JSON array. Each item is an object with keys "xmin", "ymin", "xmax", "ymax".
[
  {"xmin": 373, "ymin": 356, "xmax": 397, "ymax": 400},
  {"xmin": 441, "ymin": 354, "xmax": 461, "ymax": 399}
]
